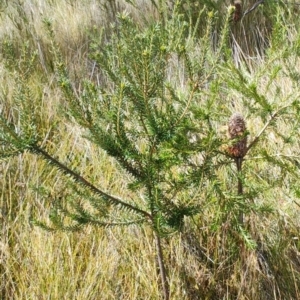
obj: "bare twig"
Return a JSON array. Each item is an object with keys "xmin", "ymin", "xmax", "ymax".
[
  {"xmin": 246, "ymin": 105, "xmax": 290, "ymax": 154},
  {"xmin": 243, "ymin": 0, "xmax": 265, "ymax": 17}
]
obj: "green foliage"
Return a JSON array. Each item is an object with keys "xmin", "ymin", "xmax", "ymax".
[{"xmin": 51, "ymin": 10, "xmax": 223, "ymax": 235}]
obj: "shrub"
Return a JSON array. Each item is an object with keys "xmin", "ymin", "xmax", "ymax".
[{"xmin": 0, "ymin": 1, "xmax": 299, "ymax": 299}]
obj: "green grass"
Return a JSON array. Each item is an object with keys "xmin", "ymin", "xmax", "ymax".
[{"xmin": 1, "ymin": 1, "xmax": 300, "ymax": 299}]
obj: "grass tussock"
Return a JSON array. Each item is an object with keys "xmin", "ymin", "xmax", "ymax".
[{"xmin": 0, "ymin": 1, "xmax": 300, "ymax": 299}]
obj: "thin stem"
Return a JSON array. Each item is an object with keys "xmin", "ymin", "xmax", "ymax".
[
  {"xmin": 236, "ymin": 157, "xmax": 244, "ymax": 224},
  {"xmin": 155, "ymin": 231, "xmax": 169, "ymax": 300},
  {"xmin": 30, "ymin": 144, "xmax": 151, "ymax": 219},
  {"xmin": 246, "ymin": 106, "xmax": 290, "ymax": 154},
  {"xmin": 243, "ymin": 0, "xmax": 265, "ymax": 18},
  {"xmin": 236, "ymin": 158, "xmax": 243, "ymax": 194},
  {"xmin": 173, "ymin": 82, "xmax": 198, "ymax": 128}
]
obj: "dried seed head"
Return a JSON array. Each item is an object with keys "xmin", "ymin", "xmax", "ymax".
[
  {"xmin": 233, "ymin": 0, "xmax": 242, "ymax": 22},
  {"xmin": 228, "ymin": 112, "xmax": 246, "ymax": 138},
  {"xmin": 227, "ymin": 112, "xmax": 247, "ymax": 158}
]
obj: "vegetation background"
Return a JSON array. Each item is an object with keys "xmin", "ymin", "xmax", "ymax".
[{"xmin": 0, "ymin": 0, "xmax": 300, "ymax": 299}]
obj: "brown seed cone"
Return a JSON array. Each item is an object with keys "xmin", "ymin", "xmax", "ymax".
[
  {"xmin": 227, "ymin": 112, "xmax": 247, "ymax": 158},
  {"xmin": 233, "ymin": 0, "xmax": 242, "ymax": 23}
]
